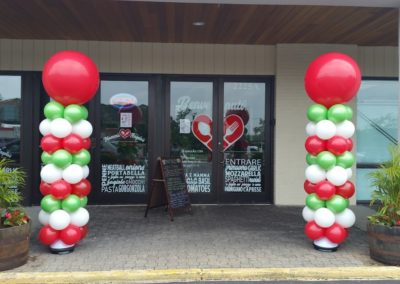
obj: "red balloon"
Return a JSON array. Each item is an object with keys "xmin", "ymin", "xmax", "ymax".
[
  {"xmin": 304, "ymin": 180, "xmax": 317, "ymax": 194},
  {"xmin": 326, "ymin": 136, "xmax": 348, "ymax": 155},
  {"xmin": 315, "ymin": 180, "xmax": 336, "ymax": 200},
  {"xmin": 304, "ymin": 52, "xmax": 361, "ymax": 107},
  {"xmin": 50, "ymin": 180, "xmax": 72, "ymax": 199},
  {"xmin": 305, "ymin": 136, "xmax": 326, "ymax": 155},
  {"xmin": 62, "ymin": 134, "xmax": 84, "ymax": 154},
  {"xmin": 71, "ymin": 179, "xmax": 92, "ymax": 197},
  {"xmin": 346, "ymin": 138, "xmax": 353, "ymax": 151},
  {"xmin": 60, "ymin": 225, "xmax": 82, "ymax": 245},
  {"xmin": 336, "ymin": 181, "xmax": 355, "ymax": 199},
  {"xmin": 38, "ymin": 225, "xmax": 59, "ymax": 245},
  {"xmin": 82, "ymin": 138, "xmax": 91, "ymax": 149},
  {"xmin": 80, "ymin": 225, "xmax": 88, "ymax": 240},
  {"xmin": 40, "ymin": 134, "xmax": 62, "ymax": 153},
  {"xmin": 40, "ymin": 181, "xmax": 52, "ymax": 196},
  {"xmin": 325, "ymin": 223, "xmax": 347, "ymax": 244},
  {"xmin": 42, "ymin": 51, "xmax": 99, "ymax": 106},
  {"xmin": 304, "ymin": 221, "xmax": 325, "ymax": 240}
]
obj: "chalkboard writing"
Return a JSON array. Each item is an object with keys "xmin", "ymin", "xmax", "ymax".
[
  {"xmin": 145, "ymin": 157, "xmax": 191, "ymax": 221},
  {"xmin": 160, "ymin": 158, "xmax": 191, "ymax": 209}
]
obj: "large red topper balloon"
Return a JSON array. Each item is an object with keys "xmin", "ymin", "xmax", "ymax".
[
  {"xmin": 304, "ymin": 52, "xmax": 361, "ymax": 107},
  {"xmin": 42, "ymin": 51, "xmax": 99, "ymax": 106}
]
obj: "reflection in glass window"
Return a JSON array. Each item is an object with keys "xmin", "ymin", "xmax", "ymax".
[
  {"xmin": 100, "ymin": 81, "xmax": 149, "ymax": 194},
  {"xmin": 356, "ymin": 80, "xmax": 398, "ymax": 200},
  {"xmin": 0, "ymin": 76, "xmax": 21, "ymax": 163}
]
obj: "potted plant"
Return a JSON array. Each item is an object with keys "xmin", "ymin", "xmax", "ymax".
[
  {"xmin": 367, "ymin": 146, "xmax": 400, "ymax": 265},
  {"xmin": 0, "ymin": 158, "xmax": 30, "ymax": 271}
]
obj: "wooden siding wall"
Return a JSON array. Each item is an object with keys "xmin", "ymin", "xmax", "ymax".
[
  {"xmin": 358, "ymin": 46, "xmax": 398, "ymax": 77},
  {"xmin": 0, "ymin": 39, "xmax": 276, "ymax": 74}
]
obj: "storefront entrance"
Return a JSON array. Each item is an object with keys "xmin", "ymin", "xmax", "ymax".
[{"xmin": 89, "ymin": 75, "xmax": 274, "ymax": 204}]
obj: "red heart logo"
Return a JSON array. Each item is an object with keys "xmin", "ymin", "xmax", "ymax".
[
  {"xmin": 119, "ymin": 128, "xmax": 131, "ymax": 139},
  {"xmin": 192, "ymin": 115, "xmax": 213, "ymax": 151},
  {"xmin": 192, "ymin": 114, "xmax": 245, "ymax": 152},
  {"xmin": 223, "ymin": 114, "xmax": 244, "ymax": 151}
]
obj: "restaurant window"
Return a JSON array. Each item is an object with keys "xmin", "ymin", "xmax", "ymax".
[
  {"xmin": 356, "ymin": 79, "xmax": 398, "ymax": 201},
  {"xmin": 0, "ymin": 75, "xmax": 21, "ymax": 163}
]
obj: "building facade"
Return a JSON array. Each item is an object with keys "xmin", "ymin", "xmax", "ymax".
[{"xmin": 0, "ymin": 1, "xmax": 398, "ymax": 206}]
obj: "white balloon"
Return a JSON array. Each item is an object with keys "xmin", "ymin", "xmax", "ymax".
[
  {"xmin": 63, "ymin": 164, "xmax": 84, "ymax": 184},
  {"xmin": 326, "ymin": 166, "xmax": 348, "ymax": 186},
  {"xmin": 82, "ymin": 165, "xmax": 90, "ymax": 178},
  {"xmin": 336, "ymin": 120, "xmax": 355, "ymax": 138},
  {"xmin": 313, "ymin": 237, "xmax": 338, "ymax": 249},
  {"xmin": 305, "ymin": 165, "xmax": 326, "ymax": 184},
  {"xmin": 70, "ymin": 207, "xmax": 90, "ymax": 227},
  {"xmin": 335, "ymin": 208, "xmax": 356, "ymax": 228},
  {"xmin": 315, "ymin": 120, "xmax": 336, "ymax": 140},
  {"xmin": 49, "ymin": 209, "xmax": 71, "ymax": 230},
  {"xmin": 72, "ymin": 120, "xmax": 93, "ymax": 139},
  {"xmin": 346, "ymin": 168, "xmax": 353, "ymax": 179},
  {"xmin": 50, "ymin": 118, "xmax": 72, "ymax": 138},
  {"xmin": 39, "ymin": 119, "xmax": 51, "ymax": 136},
  {"xmin": 40, "ymin": 164, "xmax": 63, "ymax": 183},
  {"xmin": 302, "ymin": 206, "xmax": 315, "ymax": 222},
  {"xmin": 314, "ymin": 207, "xmax": 336, "ymax": 228},
  {"xmin": 306, "ymin": 122, "xmax": 316, "ymax": 136},
  {"xmin": 38, "ymin": 210, "xmax": 50, "ymax": 225}
]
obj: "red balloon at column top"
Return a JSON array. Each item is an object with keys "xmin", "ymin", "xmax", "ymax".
[
  {"xmin": 304, "ymin": 52, "xmax": 361, "ymax": 108},
  {"xmin": 42, "ymin": 51, "xmax": 99, "ymax": 106}
]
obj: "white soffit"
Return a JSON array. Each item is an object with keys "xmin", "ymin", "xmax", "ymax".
[{"xmin": 124, "ymin": 0, "xmax": 400, "ymax": 8}]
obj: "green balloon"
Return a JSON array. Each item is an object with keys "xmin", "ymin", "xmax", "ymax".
[
  {"xmin": 61, "ymin": 194, "xmax": 82, "ymax": 213},
  {"xmin": 326, "ymin": 195, "xmax": 349, "ymax": 213},
  {"xmin": 327, "ymin": 104, "xmax": 348, "ymax": 123},
  {"xmin": 316, "ymin": 151, "xmax": 336, "ymax": 170},
  {"xmin": 81, "ymin": 105, "xmax": 89, "ymax": 120},
  {"xmin": 307, "ymin": 104, "xmax": 327, "ymax": 122},
  {"xmin": 80, "ymin": 196, "xmax": 88, "ymax": 207},
  {"xmin": 44, "ymin": 101, "xmax": 64, "ymax": 120},
  {"xmin": 345, "ymin": 105, "xmax": 353, "ymax": 120},
  {"xmin": 336, "ymin": 151, "xmax": 354, "ymax": 168},
  {"xmin": 73, "ymin": 149, "xmax": 91, "ymax": 166},
  {"xmin": 52, "ymin": 149, "xmax": 73, "ymax": 168},
  {"xmin": 64, "ymin": 104, "xmax": 85, "ymax": 123},
  {"xmin": 41, "ymin": 152, "xmax": 52, "ymax": 165},
  {"xmin": 41, "ymin": 195, "xmax": 61, "ymax": 213},
  {"xmin": 306, "ymin": 154, "xmax": 317, "ymax": 165},
  {"xmin": 306, "ymin": 193, "xmax": 326, "ymax": 210}
]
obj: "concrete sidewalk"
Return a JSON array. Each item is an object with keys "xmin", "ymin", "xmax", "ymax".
[{"xmin": 1, "ymin": 205, "xmax": 399, "ymax": 283}]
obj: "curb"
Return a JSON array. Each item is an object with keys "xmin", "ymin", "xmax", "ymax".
[{"xmin": 1, "ymin": 267, "xmax": 400, "ymax": 283}]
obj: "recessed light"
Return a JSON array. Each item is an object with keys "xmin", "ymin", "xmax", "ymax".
[{"xmin": 192, "ymin": 21, "xmax": 205, "ymax": 26}]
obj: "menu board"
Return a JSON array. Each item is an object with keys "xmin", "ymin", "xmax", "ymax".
[
  {"xmin": 160, "ymin": 158, "xmax": 191, "ymax": 209},
  {"xmin": 224, "ymin": 158, "xmax": 263, "ymax": 192},
  {"xmin": 101, "ymin": 164, "xmax": 146, "ymax": 193}
]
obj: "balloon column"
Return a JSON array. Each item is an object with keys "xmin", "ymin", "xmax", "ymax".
[
  {"xmin": 38, "ymin": 51, "xmax": 99, "ymax": 253},
  {"xmin": 303, "ymin": 52, "xmax": 361, "ymax": 251}
]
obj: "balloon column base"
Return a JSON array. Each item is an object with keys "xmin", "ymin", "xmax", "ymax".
[
  {"xmin": 49, "ymin": 240, "xmax": 75, "ymax": 255},
  {"xmin": 50, "ymin": 246, "xmax": 75, "ymax": 255},
  {"xmin": 313, "ymin": 238, "xmax": 339, "ymax": 252},
  {"xmin": 313, "ymin": 243, "xmax": 338, "ymax": 252}
]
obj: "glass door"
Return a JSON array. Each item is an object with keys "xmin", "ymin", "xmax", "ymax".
[
  {"xmin": 168, "ymin": 80, "xmax": 216, "ymax": 203},
  {"xmin": 168, "ymin": 77, "xmax": 273, "ymax": 204},
  {"xmin": 218, "ymin": 80, "xmax": 271, "ymax": 203}
]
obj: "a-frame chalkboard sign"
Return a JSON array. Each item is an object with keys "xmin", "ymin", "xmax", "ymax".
[{"xmin": 145, "ymin": 157, "xmax": 192, "ymax": 221}]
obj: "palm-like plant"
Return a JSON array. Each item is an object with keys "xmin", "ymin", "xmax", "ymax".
[
  {"xmin": 368, "ymin": 146, "xmax": 400, "ymax": 226},
  {"xmin": 0, "ymin": 158, "xmax": 27, "ymax": 227}
]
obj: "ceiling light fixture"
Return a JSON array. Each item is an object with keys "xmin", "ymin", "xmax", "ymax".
[{"xmin": 192, "ymin": 21, "xmax": 205, "ymax": 26}]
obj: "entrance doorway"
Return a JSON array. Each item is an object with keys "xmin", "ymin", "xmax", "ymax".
[
  {"xmin": 167, "ymin": 76, "xmax": 274, "ymax": 203},
  {"xmin": 90, "ymin": 75, "xmax": 274, "ymax": 204}
]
